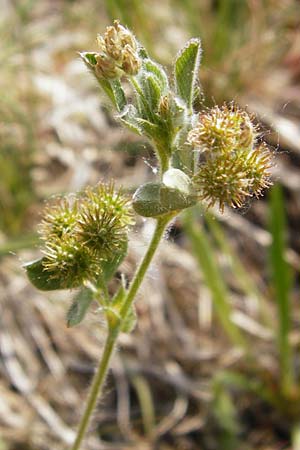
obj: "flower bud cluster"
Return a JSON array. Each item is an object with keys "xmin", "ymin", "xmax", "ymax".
[
  {"xmin": 188, "ymin": 105, "xmax": 273, "ymax": 211},
  {"xmin": 94, "ymin": 20, "xmax": 141, "ymax": 79},
  {"xmin": 39, "ymin": 183, "xmax": 133, "ymax": 288}
]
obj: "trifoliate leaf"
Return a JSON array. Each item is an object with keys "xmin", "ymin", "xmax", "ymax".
[
  {"xmin": 66, "ymin": 288, "xmax": 93, "ymax": 328},
  {"xmin": 132, "ymin": 182, "xmax": 169, "ymax": 217},
  {"xmin": 174, "ymin": 38, "xmax": 202, "ymax": 108},
  {"xmin": 133, "ymin": 177, "xmax": 197, "ymax": 218}
]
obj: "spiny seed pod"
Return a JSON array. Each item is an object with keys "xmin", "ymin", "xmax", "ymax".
[
  {"xmin": 76, "ymin": 182, "xmax": 134, "ymax": 259},
  {"xmin": 243, "ymin": 143, "xmax": 273, "ymax": 197},
  {"xmin": 39, "ymin": 197, "xmax": 79, "ymax": 242},
  {"xmin": 193, "ymin": 145, "xmax": 273, "ymax": 212},
  {"xmin": 37, "ymin": 182, "xmax": 133, "ymax": 289},
  {"xmin": 42, "ymin": 238, "xmax": 100, "ymax": 289},
  {"xmin": 187, "ymin": 104, "xmax": 258, "ymax": 153}
]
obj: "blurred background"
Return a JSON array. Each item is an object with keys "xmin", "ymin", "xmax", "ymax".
[{"xmin": 1, "ymin": 0, "xmax": 300, "ymax": 449}]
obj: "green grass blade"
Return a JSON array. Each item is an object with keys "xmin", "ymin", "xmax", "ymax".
[
  {"xmin": 205, "ymin": 211, "xmax": 272, "ymax": 327},
  {"xmin": 131, "ymin": 374, "xmax": 155, "ymax": 438},
  {"xmin": 214, "ymin": 370, "xmax": 276, "ymax": 406},
  {"xmin": 268, "ymin": 184, "xmax": 294, "ymax": 392},
  {"xmin": 183, "ymin": 209, "xmax": 247, "ymax": 350}
]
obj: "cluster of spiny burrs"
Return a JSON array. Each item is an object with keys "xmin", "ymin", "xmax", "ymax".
[
  {"xmin": 188, "ymin": 104, "xmax": 273, "ymax": 211},
  {"xmin": 90, "ymin": 20, "xmax": 141, "ymax": 79},
  {"xmin": 39, "ymin": 183, "xmax": 134, "ymax": 288}
]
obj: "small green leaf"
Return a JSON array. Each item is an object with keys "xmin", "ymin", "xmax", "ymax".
[
  {"xmin": 174, "ymin": 38, "xmax": 202, "ymax": 108},
  {"xmin": 134, "ymin": 63, "xmax": 167, "ymax": 119},
  {"xmin": 98, "ymin": 78, "xmax": 126, "ymax": 112},
  {"xmin": 162, "ymin": 168, "xmax": 192, "ymax": 195},
  {"xmin": 133, "ymin": 182, "xmax": 168, "ymax": 217},
  {"xmin": 144, "ymin": 74, "xmax": 161, "ymax": 111},
  {"xmin": 24, "ymin": 258, "xmax": 73, "ymax": 291},
  {"xmin": 143, "ymin": 59, "xmax": 168, "ymax": 93},
  {"xmin": 133, "ymin": 72, "xmax": 157, "ymax": 121},
  {"xmin": 160, "ymin": 185, "xmax": 196, "ymax": 212},
  {"xmin": 132, "ymin": 178, "xmax": 196, "ymax": 218},
  {"xmin": 160, "ymin": 168, "xmax": 197, "ymax": 211},
  {"xmin": 66, "ymin": 288, "xmax": 93, "ymax": 328},
  {"xmin": 81, "ymin": 52, "xmax": 97, "ymax": 66},
  {"xmin": 109, "ymin": 79, "xmax": 127, "ymax": 112}
]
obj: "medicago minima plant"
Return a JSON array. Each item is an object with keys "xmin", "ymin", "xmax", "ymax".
[{"xmin": 24, "ymin": 20, "xmax": 273, "ymax": 450}]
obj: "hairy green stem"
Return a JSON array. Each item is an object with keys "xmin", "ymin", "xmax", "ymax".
[
  {"xmin": 118, "ymin": 215, "xmax": 171, "ymax": 319},
  {"xmin": 70, "ymin": 215, "xmax": 171, "ymax": 450},
  {"xmin": 70, "ymin": 330, "xmax": 116, "ymax": 450}
]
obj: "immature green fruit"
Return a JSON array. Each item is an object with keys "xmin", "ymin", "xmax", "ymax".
[
  {"xmin": 39, "ymin": 197, "xmax": 79, "ymax": 242},
  {"xmin": 77, "ymin": 182, "xmax": 134, "ymax": 259},
  {"xmin": 193, "ymin": 144, "xmax": 273, "ymax": 211},
  {"xmin": 187, "ymin": 103, "xmax": 272, "ymax": 211},
  {"xmin": 132, "ymin": 169, "xmax": 197, "ymax": 217},
  {"xmin": 27, "ymin": 182, "xmax": 133, "ymax": 291},
  {"xmin": 187, "ymin": 104, "xmax": 257, "ymax": 153},
  {"xmin": 42, "ymin": 238, "xmax": 100, "ymax": 289}
]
